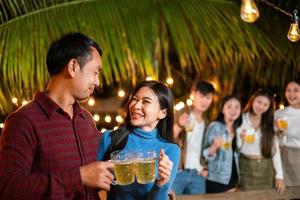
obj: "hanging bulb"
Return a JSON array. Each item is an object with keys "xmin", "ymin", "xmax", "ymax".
[
  {"xmin": 241, "ymin": 0, "xmax": 260, "ymax": 23},
  {"xmin": 287, "ymin": 10, "xmax": 300, "ymax": 42}
]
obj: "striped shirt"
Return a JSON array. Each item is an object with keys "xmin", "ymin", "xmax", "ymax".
[{"xmin": 0, "ymin": 92, "xmax": 101, "ymax": 200}]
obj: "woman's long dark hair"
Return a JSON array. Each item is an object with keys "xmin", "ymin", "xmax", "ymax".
[
  {"xmin": 215, "ymin": 95, "xmax": 243, "ymax": 151},
  {"xmin": 244, "ymin": 88, "xmax": 275, "ymax": 158},
  {"xmin": 215, "ymin": 95, "xmax": 243, "ymax": 130},
  {"xmin": 103, "ymin": 80, "xmax": 175, "ymax": 160}
]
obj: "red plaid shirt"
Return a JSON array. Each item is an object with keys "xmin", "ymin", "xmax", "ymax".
[{"xmin": 0, "ymin": 92, "xmax": 101, "ymax": 200}]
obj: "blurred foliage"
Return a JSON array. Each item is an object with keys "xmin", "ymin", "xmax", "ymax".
[{"xmin": 0, "ymin": 0, "xmax": 299, "ymax": 115}]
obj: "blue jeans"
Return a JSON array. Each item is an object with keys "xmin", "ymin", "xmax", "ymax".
[{"xmin": 171, "ymin": 169, "xmax": 206, "ymax": 195}]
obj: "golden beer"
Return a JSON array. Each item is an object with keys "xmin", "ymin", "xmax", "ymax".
[
  {"xmin": 185, "ymin": 121, "xmax": 195, "ymax": 132},
  {"xmin": 245, "ymin": 134, "xmax": 255, "ymax": 144},
  {"xmin": 222, "ymin": 142, "xmax": 231, "ymax": 150},
  {"xmin": 277, "ymin": 119, "xmax": 288, "ymax": 129},
  {"xmin": 114, "ymin": 161, "xmax": 135, "ymax": 185},
  {"xmin": 135, "ymin": 159, "xmax": 156, "ymax": 184}
]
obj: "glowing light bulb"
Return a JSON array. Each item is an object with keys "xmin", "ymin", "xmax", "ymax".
[
  {"xmin": 241, "ymin": 0, "xmax": 260, "ymax": 23},
  {"xmin": 118, "ymin": 89, "xmax": 125, "ymax": 98},
  {"xmin": 115, "ymin": 115, "xmax": 123, "ymax": 123},
  {"xmin": 166, "ymin": 77, "xmax": 174, "ymax": 85},
  {"xmin": 279, "ymin": 104, "xmax": 285, "ymax": 110},
  {"xmin": 146, "ymin": 76, "xmax": 153, "ymax": 81},
  {"xmin": 93, "ymin": 114, "xmax": 100, "ymax": 122},
  {"xmin": 287, "ymin": 22, "xmax": 300, "ymax": 42},
  {"xmin": 186, "ymin": 98, "xmax": 193, "ymax": 106},
  {"xmin": 12, "ymin": 97, "xmax": 18, "ymax": 104},
  {"xmin": 0, "ymin": 123, "xmax": 4, "ymax": 129},
  {"xmin": 88, "ymin": 98, "xmax": 95, "ymax": 106},
  {"xmin": 104, "ymin": 115, "xmax": 112, "ymax": 123},
  {"xmin": 190, "ymin": 94, "xmax": 194, "ymax": 100},
  {"xmin": 22, "ymin": 100, "xmax": 28, "ymax": 106}
]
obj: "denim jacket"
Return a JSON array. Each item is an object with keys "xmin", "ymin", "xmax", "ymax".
[{"xmin": 202, "ymin": 121, "xmax": 240, "ymax": 185}]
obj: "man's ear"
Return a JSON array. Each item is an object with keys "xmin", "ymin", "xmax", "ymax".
[
  {"xmin": 158, "ymin": 109, "xmax": 167, "ymax": 120},
  {"xmin": 67, "ymin": 59, "xmax": 78, "ymax": 78}
]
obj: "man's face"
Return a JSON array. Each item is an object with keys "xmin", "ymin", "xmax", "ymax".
[
  {"xmin": 192, "ymin": 91, "xmax": 213, "ymax": 113},
  {"xmin": 72, "ymin": 47, "xmax": 102, "ymax": 101}
]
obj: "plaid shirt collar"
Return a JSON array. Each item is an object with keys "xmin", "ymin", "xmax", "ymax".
[{"xmin": 34, "ymin": 91, "xmax": 87, "ymax": 119}]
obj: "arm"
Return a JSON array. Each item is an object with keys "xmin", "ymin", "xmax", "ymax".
[
  {"xmin": 0, "ymin": 113, "xmax": 84, "ymax": 199},
  {"xmin": 202, "ymin": 122, "xmax": 222, "ymax": 162},
  {"xmin": 272, "ymin": 136, "xmax": 285, "ymax": 194},
  {"xmin": 0, "ymin": 113, "xmax": 114, "ymax": 199},
  {"xmin": 147, "ymin": 145, "xmax": 181, "ymax": 200},
  {"xmin": 236, "ymin": 128, "xmax": 246, "ymax": 150},
  {"xmin": 173, "ymin": 113, "xmax": 189, "ymax": 140}
]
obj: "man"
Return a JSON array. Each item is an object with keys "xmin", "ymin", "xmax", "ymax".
[
  {"xmin": 0, "ymin": 32, "xmax": 114, "ymax": 199},
  {"xmin": 172, "ymin": 80, "xmax": 215, "ymax": 195}
]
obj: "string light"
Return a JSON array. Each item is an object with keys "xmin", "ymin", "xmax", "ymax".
[
  {"xmin": 287, "ymin": 10, "xmax": 300, "ymax": 42},
  {"xmin": 240, "ymin": 0, "xmax": 260, "ymax": 23},
  {"xmin": 186, "ymin": 98, "xmax": 193, "ymax": 106},
  {"xmin": 88, "ymin": 98, "xmax": 95, "ymax": 106},
  {"xmin": 146, "ymin": 76, "xmax": 153, "ymax": 81},
  {"xmin": 166, "ymin": 77, "xmax": 174, "ymax": 85},
  {"xmin": 104, "ymin": 115, "xmax": 112, "ymax": 123},
  {"xmin": 115, "ymin": 115, "xmax": 124, "ymax": 123},
  {"xmin": 190, "ymin": 94, "xmax": 194, "ymax": 100},
  {"xmin": 175, "ymin": 101, "xmax": 185, "ymax": 111},
  {"xmin": 241, "ymin": 0, "xmax": 299, "ymax": 42},
  {"xmin": 12, "ymin": 97, "xmax": 18, "ymax": 105},
  {"xmin": 22, "ymin": 100, "xmax": 28, "ymax": 106},
  {"xmin": 118, "ymin": 89, "xmax": 126, "ymax": 98},
  {"xmin": 279, "ymin": 104, "xmax": 285, "ymax": 110},
  {"xmin": 0, "ymin": 123, "xmax": 4, "ymax": 129},
  {"xmin": 93, "ymin": 114, "xmax": 100, "ymax": 122},
  {"xmin": 100, "ymin": 128, "xmax": 107, "ymax": 133}
]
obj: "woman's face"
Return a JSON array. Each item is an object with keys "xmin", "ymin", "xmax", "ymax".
[
  {"xmin": 129, "ymin": 86, "xmax": 166, "ymax": 131},
  {"xmin": 222, "ymin": 98, "xmax": 241, "ymax": 122},
  {"xmin": 285, "ymin": 82, "xmax": 300, "ymax": 108},
  {"xmin": 252, "ymin": 95, "xmax": 271, "ymax": 116}
]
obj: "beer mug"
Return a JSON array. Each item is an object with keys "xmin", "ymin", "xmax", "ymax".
[
  {"xmin": 134, "ymin": 150, "xmax": 157, "ymax": 184},
  {"xmin": 185, "ymin": 117, "xmax": 195, "ymax": 132},
  {"xmin": 245, "ymin": 128, "xmax": 255, "ymax": 144},
  {"xmin": 276, "ymin": 116, "xmax": 288, "ymax": 131},
  {"xmin": 221, "ymin": 134, "xmax": 232, "ymax": 150},
  {"xmin": 110, "ymin": 150, "xmax": 135, "ymax": 185}
]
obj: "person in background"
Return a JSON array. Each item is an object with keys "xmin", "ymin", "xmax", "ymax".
[
  {"xmin": 275, "ymin": 78, "xmax": 300, "ymax": 187},
  {"xmin": 97, "ymin": 80, "xmax": 181, "ymax": 200},
  {"xmin": 172, "ymin": 80, "xmax": 215, "ymax": 195},
  {"xmin": 0, "ymin": 32, "xmax": 114, "ymax": 199},
  {"xmin": 202, "ymin": 95, "xmax": 242, "ymax": 193},
  {"xmin": 237, "ymin": 88, "xmax": 285, "ymax": 194}
]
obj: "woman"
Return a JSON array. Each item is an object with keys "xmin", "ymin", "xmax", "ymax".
[
  {"xmin": 202, "ymin": 95, "xmax": 242, "ymax": 193},
  {"xmin": 275, "ymin": 79, "xmax": 300, "ymax": 187},
  {"xmin": 237, "ymin": 88, "xmax": 285, "ymax": 193},
  {"xmin": 97, "ymin": 80, "xmax": 180, "ymax": 200}
]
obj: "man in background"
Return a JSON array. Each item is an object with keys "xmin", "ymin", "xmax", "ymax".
[{"xmin": 172, "ymin": 80, "xmax": 215, "ymax": 195}]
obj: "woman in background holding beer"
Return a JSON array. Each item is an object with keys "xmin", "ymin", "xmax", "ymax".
[
  {"xmin": 202, "ymin": 95, "xmax": 242, "ymax": 193},
  {"xmin": 275, "ymin": 78, "xmax": 300, "ymax": 187},
  {"xmin": 237, "ymin": 88, "xmax": 285, "ymax": 193},
  {"xmin": 97, "ymin": 80, "xmax": 180, "ymax": 200}
]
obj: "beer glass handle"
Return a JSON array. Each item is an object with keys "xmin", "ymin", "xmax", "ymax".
[
  {"xmin": 111, "ymin": 179, "xmax": 118, "ymax": 185},
  {"xmin": 108, "ymin": 160, "xmax": 118, "ymax": 185}
]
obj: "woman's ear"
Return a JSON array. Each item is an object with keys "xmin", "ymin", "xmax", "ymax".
[{"xmin": 158, "ymin": 109, "xmax": 167, "ymax": 120}]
